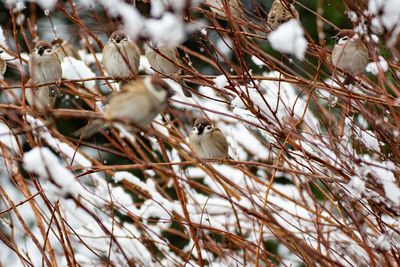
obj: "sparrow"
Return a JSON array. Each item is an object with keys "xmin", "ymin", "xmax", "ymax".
[
  {"xmin": 205, "ymin": 0, "xmax": 243, "ymax": 17},
  {"xmin": 332, "ymin": 29, "xmax": 369, "ymax": 85},
  {"xmin": 75, "ymin": 76, "xmax": 174, "ymax": 138},
  {"xmin": 24, "ymin": 78, "xmax": 55, "ymax": 109},
  {"xmin": 144, "ymin": 42, "xmax": 192, "ymax": 97},
  {"xmin": 102, "ymin": 30, "xmax": 141, "ymax": 80},
  {"xmin": 189, "ymin": 118, "xmax": 229, "ymax": 159},
  {"xmin": 29, "ymin": 41, "xmax": 62, "ymax": 97},
  {"xmin": 51, "ymin": 38, "xmax": 81, "ymax": 61},
  {"xmin": 0, "ymin": 50, "xmax": 6, "ymax": 76},
  {"xmin": 267, "ymin": 0, "xmax": 299, "ymax": 30}
]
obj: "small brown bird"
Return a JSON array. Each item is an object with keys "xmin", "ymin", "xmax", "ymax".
[
  {"xmin": 51, "ymin": 38, "xmax": 81, "ymax": 61},
  {"xmin": 29, "ymin": 41, "xmax": 62, "ymax": 97},
  {"xmin": 75, "ymin": 76, "xmax": 174, "ymax": 138},
  {"xmin": 144, "ymin": 42, "xmax": 192, "ymax": 97},
  {"xmin": 189, "ymin": 118, "xmax": 229, "ymax": 159},
  {"xmin": 102, "ymin": 30, "xmax": 141, "ymax": 79},
  {"xmin": 267, "ymin": 0, "xmax": 299, "ymax": 30},
  {"xmin": 24, "ymin": 78, "xmax": 55, "ymax": 109},
  {"xmin": 0, "ymin": 50, "xmax": 6, "ymax": 76},
  {"xmin": 205, "ymin": 0, "xmax": 243, "ymax": 17},
  {"xmin": 332, "ymin": 29, "xmax": 369, "ymax": 85}
]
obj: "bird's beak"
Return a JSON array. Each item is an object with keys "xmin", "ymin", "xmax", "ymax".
[
  {"xmin": 115, "ymin": 36, "xmax": 121, "ymax": 43},
  {"xmin": 331, "ymin": 36, "xmax": 339, "ymax": 42},
  {"xmin": 38, "ymin": 46, "xmax": 44, "ymax": 55}
]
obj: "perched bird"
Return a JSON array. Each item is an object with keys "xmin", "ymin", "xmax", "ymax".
[
  {"xmin": 267, "ymin": 0, "xmax": 299, "ymax": 30},
  {"xmin": 332, "ymin": 29, "xmax": 369, "ymax": 85},
  {"xmin": 102, "ymin": 30, "xmax": 141, "ymax": 79},
  {"xmin": 0, "ymin": 50, "xmax": 6, "ymax": 76},
  {"xmin": 205, "ymin": 0, "xmax": 243, "ymax": 17},
  {"xmin": 189, "ymin": 118, "xmax": 229, "ymax": 159},
  {"xmin": 24, "ymin": 78, "xmax": 55, "ymax": 109},
  {"xmin": 75, "ymin": 76, "xmax": 174, "ymax": 138},
  {"xmin": 144, "ymin": 42, "xmax": 192, "ymax": 97},
  {"xmin": 51, "ymin": 38, "xmax": 81, "ymax": 61},
  {"xmin": 29, "ymin": 41, "xmax": 62, "ymax": 97}
]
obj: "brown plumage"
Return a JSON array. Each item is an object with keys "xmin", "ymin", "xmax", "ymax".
[
  {"xmin": 189, "ymin": 118, "xmax": 229, "ymax": 159},
  {"xmin": 0, "ymin": 50, "xmax": 6, "ymax": 76},
  {"xmin": 144, "ymin": 42, "xmax": 192, "ymax": 97},
  {"xmin": 102, "ymin": 30, "xmax": 141, "ymax": 79},
  {"xmin": 267, "ymin": 0, "xmax": 299, "ymax": 30},
  {"xmin": 75, "ymin": 76, "xmax": 174, "ymax": 138},
  {"xmin": 205, "ymin": 0, "xmax": 243, "ymax": 17},
  {"xmin": 24, "ymin": 78, "xmax": 56, "ymax": 109},
  {"xmin": 51, "ymin": 38, "xmax": 81, "ymax": 61},
  {"xmin": 332, "ymin": 29, "xmax": 369, "ymax": 85},
  {"xmin": 29, "ymin": 41, "xmax": 62, "ymax": 97}
]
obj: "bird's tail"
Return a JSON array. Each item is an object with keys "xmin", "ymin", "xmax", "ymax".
[
  {"xmin": 74, "ymin": 120, "xmax": 105, "ymax": 138},
  {"xmin": 49, "ymin": 85, "xmax": 61, "ymax": 97},
  {"xmin": 178, "ymin": 71, "xmax": 192, "ymax": 97},
  {"xmin": 343, "ymin": 75, "xmax": 355, "ymax": 86}
]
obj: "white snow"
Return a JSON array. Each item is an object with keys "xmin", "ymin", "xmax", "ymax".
[
  {"xmin": 369, "ymin": 0, "xmax": 400, "ymax": 48},
  {"xmin": 376, "ymin": 234, "xmax": 391, "ymax": 251},
  {"xmin": 365, "ymin": 56, "xmax": 388, "ymax": 75},
  {"xmin": 344, "ymin": 117, "xmax": 382, "ymax": 152},
  {"xmin": 138, "ymin": 55, "xmax": 153, "ymax": 73},
  {"xmin": 268, "ymin": 19, "xmax": 307, "ymax": 60},
  {"xmin": 232, "ymin": 71, "xmax": 319, "ymax": 132},
  {"xmin": 368, "ymin": 0, "xmax": 400, "ymax": 31},
  {"xmin": 146, "ymin": 13, "xmax": 186, "ymax": 47},
  {"xmin": 215, "ymin": 37, "xmax": 233, "ymax": 56},
  {"xmin": 1, "ymin": 1, "xmax": 400, "ymax": 267},
  {"xmin": 376, "ymin": 164, "xmax": 400, "ymax": 206},
  {"xmin": 61, "ymin": 57, "xmax": 96, "ymax": 91},
  {"xmin": 0, "ymin": 26, "xmax": 7, "ymax": 49},
  {"xmin": 27, "ymin": 115, "xmax": 92, "ymax": 167},
  {"xmin": 213, "ymin": 75, "xmax": 229, "ymax": 89},
  {"xmin": 251, "ymin": 55, "xmax": 266, "ymax": 67},
  {"xmin": 348, "ymin": 175, "xmax": 366, "ymax": 198},
  {"xmin": 359, "ymin": 130, "xmax": 381, "ymax": 151},
  {"xmin": 23, "ymin": 147, "xmax": 81, "ymax": 197},
  {"xmin": 119, "ymin": 5, "xmax": 145, "ymax": 40},
  {"xmin": 34, "ymin": 0, "xmax": 57, "ymax": 10},
  {"xmin": 80, "ymin": 52, "xmax": 102, "ymax": 65},
  {"xmin": 0, "ymin": 122, "xmax": 19, "ymax": 151}
]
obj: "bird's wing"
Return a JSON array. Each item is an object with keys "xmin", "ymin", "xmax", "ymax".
[
  {"xmin": 172, "ymin": 48, "xmax": 182, "ymax": 65},
  {"xmin": 213, "ymin": 128, "xmax": 229, "ymax": 155},
  {"xmin": 106, "ymin": 90, "xmax": 153, "ymax": 122}
]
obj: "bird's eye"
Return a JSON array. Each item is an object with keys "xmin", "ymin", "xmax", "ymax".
[
  {"xmin": 341, "ymin": 36, "xmax": 348, "ymax": 41},
  {"xmin": 122, "ymin": 38, "xmax": 128, "ymax": 41},
  {"xmin": 154, "ymin": 85, "xmax": 163, "ymax": 92},
  {"xmin": 206, "ymin": 126, "xmax": 212, "ymax": 131},
  {"xmin": 46, "ymin": 49, "xmax": 52, "ymax": 53}
]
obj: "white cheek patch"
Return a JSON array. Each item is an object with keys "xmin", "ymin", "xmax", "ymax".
[
  {"xmin": 146, "ymin": 78, "xmax": 168, "ymax": 102},
  {"xmin": 143, "ymin": 76, "xmax": 152, "ymax": 91},
  {"xmin": 337, "ymin": 38, "xmax": 348, "ymax": 45}
]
